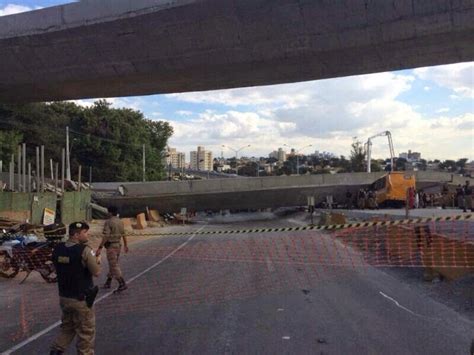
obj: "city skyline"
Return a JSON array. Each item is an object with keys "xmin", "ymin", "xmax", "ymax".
[{"xmin": 1, "ymin": 1, "xmax": 473, "ymax": 162}]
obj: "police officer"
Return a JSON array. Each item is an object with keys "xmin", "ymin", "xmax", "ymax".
[
  {"xmin": 441, "ymin": 182, "xmax": 450, "ymax": 209},
  {"xmin": 345, "ymin": 190, "xmax": 353, "ymax": 209},
  {"xmin": 50, "ymin": 222, "xmax": 100, "ymax": 355},
  {"xmin": 456, "ymin": 184, "xmax": 465, "ymax": 210},
  {"xmin": 357, "ymin": 188, "xmax": 366, "ymax": 209},
  {"xmin": 464, "ymin": 180, "xmax": 473, "ymax": 212},
  {"xmin": 96, "ymin": 206, "xmax": 128, "ymax": 292}
]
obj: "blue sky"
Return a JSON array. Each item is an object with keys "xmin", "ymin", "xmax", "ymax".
[
  {"xmin": 1, "ymin": 2, "xmax": 473, "ymax": 161},
  {"xmin": 0, "ymin": 0, "xmax": 73, "ymax": 8}
]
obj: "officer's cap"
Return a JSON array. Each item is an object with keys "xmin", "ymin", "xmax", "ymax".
[{"xmin": 69, "ymin": 221, "xmax": 90, "ymax": 236}]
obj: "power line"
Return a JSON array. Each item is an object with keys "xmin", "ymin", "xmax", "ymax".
[
  {"xmin": 68, "ymin": 129, "xmax": 144, "ymax": 149},
  {"xmin": 0, "ymin": 117, "xmax": 146, "ymax": 149}
]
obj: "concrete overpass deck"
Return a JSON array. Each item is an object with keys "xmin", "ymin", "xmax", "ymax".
[{"xmin": 1, "ymin": 0, "xmax": 473, "ymax": 102}]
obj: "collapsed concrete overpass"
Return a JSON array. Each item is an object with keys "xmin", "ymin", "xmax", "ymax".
[
  {"xmin": 1, "ymin": 0, "xmax": 473, "ymax": 102},
  {"xmin": 95, "ymin": 171, "xmax": 470, "ymax": 216}
]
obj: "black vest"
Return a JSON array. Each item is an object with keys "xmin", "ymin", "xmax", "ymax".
[{"xmin": 52, "ymin": 243, "xmax": 93, "ymax": 299}]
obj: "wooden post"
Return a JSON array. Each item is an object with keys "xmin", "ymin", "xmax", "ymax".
[
  {"xmin": 36, "ymin": 146, "xmax": 40, "ymax": 192},
  {"xmin": 50, "ymin": 158, "xmax": 54, "ymax": 181},
  {"xmin": 55, "ymin": 162, "xmax": 59, "ymax": 194},
  {"xmin": 66, "ymin": 126, "xmax": 71, "ymax": 180},
  {"xmin": 142, "ymin": 144, "xmax": 146, "ymax": 182},
  {"xmin": 9, "ymin": 160, "xmax": 13, "ymax": 190},
  {"xmin": 41, "ymin": 145, "xmax": 45, "ymax": 192},
  {"xmin": 28, "ymin": 163, "xmax": 31, "ymax": 193},
  {"xmin": 22, "ymin": 143, "xmax": 26, "ymax": 192},
  {"xmin": 17, "ymin": 145, "xmax": 21, "ymax": 191},
  {"xmin": 61, "ymin": 148, "xmax": 65, "ymax": 192},
  {"xmin": 78, "ymin": 165, "xmax": 82, "ymax": 191}
]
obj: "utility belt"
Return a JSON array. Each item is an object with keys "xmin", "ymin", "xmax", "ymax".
[
  {"xmin": 104, "ymin": 241, "xmax": 121, "ymax": 248},
  {"xmin": 61, "ymin": 286, "xmax": 99, "ymax": 308}
]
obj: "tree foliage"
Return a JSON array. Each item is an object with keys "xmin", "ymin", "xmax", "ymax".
[
  {"xmin": 0, "ymin": 101, "xmax": 173, "ymax": 182},
  {"xmin": 350, "ymin": 141, "xmax": 366, "ymax": 172}
]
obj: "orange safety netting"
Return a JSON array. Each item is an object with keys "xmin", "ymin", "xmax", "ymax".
[{"xmin": 1, "ymin": 219, "xmax": 473, "ymax": 349}]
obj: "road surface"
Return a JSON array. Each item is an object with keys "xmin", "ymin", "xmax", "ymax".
[{"xmin": 1, "ymin": 214, "xmax": 472, "ymax": 354}]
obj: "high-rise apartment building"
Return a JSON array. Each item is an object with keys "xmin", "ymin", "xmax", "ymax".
[
  {"xmin": 165, "ymin": 147, "xmax": 186, "ymax": 169},
  {"xmin": 190, "ymin": 146, "xmax": 213, "ymax": 171},
  {"xmin": 277, "ymin": 148, "xmax": 286, "ymax": 162},
  {"xmin": 269, "ymin": 148, "xmax": 287, "ymax": 162}
]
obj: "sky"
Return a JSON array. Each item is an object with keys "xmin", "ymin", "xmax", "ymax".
[{"xmin": 1, "ymin": 2, "xmax": 473, "ymax": 161}]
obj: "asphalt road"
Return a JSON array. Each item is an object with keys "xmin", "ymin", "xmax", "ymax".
[{"xmin": 1, "ymin": 215, "xmax": 473, "ymax": 354}]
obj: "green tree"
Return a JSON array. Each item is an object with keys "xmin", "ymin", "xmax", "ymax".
[
  {"xmin": 0, "ymin": 100, "xmax": 173, "ymax": 182},
  {"xmin": 439, "ymin": 159, "xmax": 457, "ymax": 172},
  {"xmin": 350, "ymin": 141, "xmax": 366, "ymax": 172},
  {"xmin": 417, "ymin": 159, "xmax": 427, "ymax": 171},
  {"xmin": 370, "ymin": 160, "xmax": 383, "ymax": 172},
  {"xmin": 0, "ymin": 130, "xmax": 23, "ymax": 164},
  {"xmin": 395, "ymin": 157, "xmax": 407, "ymax": 171},
  {"xmin": 456, "ymin": 158, "xmax": 468, "ymax": 174}
]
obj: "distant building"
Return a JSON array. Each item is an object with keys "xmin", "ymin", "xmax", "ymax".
[
  {"xmin": 466, "ymin": 161, "xmax": 474, "ymax": 177},
  {"xmin": 269, "ymin": 148, "xmax": 287, "ymax": 162},
  {"xmin": 277, "ymin": 148, "xmax": 286, "ymax": 162},
  {"xmin": 399, "ymin": 150, "xmax": 421, "ymax": 162},
  {"xmin": 165, "ymin": 147, "xmax": 186, "ymax": 169},
  {"xmin": 190, "ymin": 146, "xmax": 213, "ymax": 171},
  {"xmin": 312, "ymin": 150, "xmax": 335, "ymax": 159},
  {"xmin": 217, "ymin": 164, "xmax": 231, "ymax": 172}
]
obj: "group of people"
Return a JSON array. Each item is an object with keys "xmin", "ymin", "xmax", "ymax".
[
  {"xmin": 50, "ymin": 206, "xmax": 128, "ymax": 355},
  {"xmin": 346, "ymin": 180, "xmax": 473, "ymax": 211},
  {"xmin": 346, "ymin": 189, "xmax": 378, "ymax": 210},
  {"xmin": 432, "ymin": 181, "xmax": 473, "ymax": 211}
]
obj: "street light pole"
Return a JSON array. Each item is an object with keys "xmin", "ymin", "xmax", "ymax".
[
  {"xmin": 284, "ymin": 144, "xmax": 313, "ymax": 175},
  {"xmin": 222, "ymin": 144, "xmax": 251, "ymax": 175},
  {"xmin": 142, "ymin": 144, "xmax": 146, "ymax": 182}
]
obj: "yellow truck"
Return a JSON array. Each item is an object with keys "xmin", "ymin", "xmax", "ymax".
[{"xmin": 370, "ymin": 172, "xmax": 416, "ymax": 207}]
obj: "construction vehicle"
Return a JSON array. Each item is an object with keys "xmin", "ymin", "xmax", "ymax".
[
  {"xmin": 364, "ymin": 131, "xmax": 415, "ymax": 206},
  {"xmin": 370, "ymin": 171, "xmax": 416, "ymax": 207},
  {"xmin": 365, "ymin": 131, "xmax": 395, "ymax": 173}
]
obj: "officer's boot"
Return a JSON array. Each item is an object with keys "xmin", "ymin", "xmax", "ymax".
[
  {"xmin": 114, "ymin": 277, "xmax": 128, "ymax": 293},
  {"xmin": 102, "ymin": 277, "xmax": 112, "ymax": 289},
  {"xmin": 49, "ymin": 349, "xmax": 64, "ymax": 355}
]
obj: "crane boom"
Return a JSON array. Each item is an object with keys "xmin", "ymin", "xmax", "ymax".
[{"xmin": 365, "ymin": 131, "xmax": 394, "ymax": 173}]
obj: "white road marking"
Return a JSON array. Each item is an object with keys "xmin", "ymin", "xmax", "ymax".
[
  {"xmin": 379, "ymin": 291, "xmax": 440, "ymax": 321},
  {"xmin": 282, "ymin": 336, "xmax": 291, "ymax": 340},
  {"xmin": 287, "ymin": 218, "xmax": 307, "ymax": 226},
  {"xmin": 1, "ymin": 226, "xmax": 205, "ymax": 355},
  {"xmin": 277, "ymin": 308, "xmax": 284, "ymax": 312}
]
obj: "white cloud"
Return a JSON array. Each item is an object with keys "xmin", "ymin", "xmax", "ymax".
[
  {"xmin": 176, "ymin": 110, "xmax": 193, "ymax": 116},
  {"xmin": 69, "ymin": 97, "xmax": 145, "ymax": 111},
  {"xmin": 64, "ymin": 64, "xmax": 472, "ymax": 161},
  {"xmin": 0, "ymin": 4, "xmax": 42, "ymax": 16},
  {"xmin": 167, "ymin": 82, "xmax": 313, "ymax": 109},
  {"xmin": 163, "ymin": 68, "xmax": 472, "ymax": 161},
  {"xmin": 414, "ymin": 62, "xmax": 474, "ymax": 98}
]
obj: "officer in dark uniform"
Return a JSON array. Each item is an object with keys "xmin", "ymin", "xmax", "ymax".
[
  {"xmin": 464, "ymin": 180, "xmax": 473, "ymax": 212},
  {"xmin": 50, "ymin": 222, "xmax": 100, "ymax": 355}
]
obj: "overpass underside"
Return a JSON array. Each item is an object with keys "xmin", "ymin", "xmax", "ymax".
[{"xmin": 0, "ymin": 0, "xmax": 473, "ymax": 102}]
